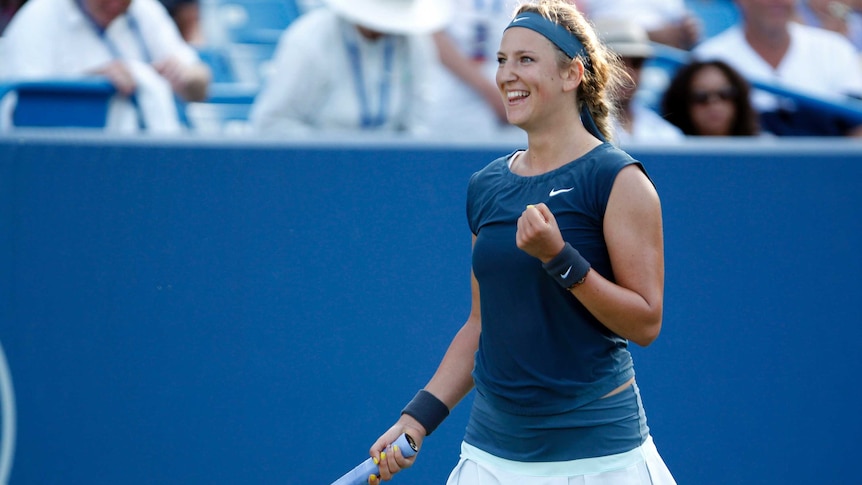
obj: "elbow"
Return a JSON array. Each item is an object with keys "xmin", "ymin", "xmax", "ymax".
[{"xmin": 631, "ymin": 317, "xmax": 662, "ymax": 347}]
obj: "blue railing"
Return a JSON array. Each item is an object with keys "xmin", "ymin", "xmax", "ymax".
[{"xmin": 0, "ymin": 78, "xmax": 116, "ymax": 128}]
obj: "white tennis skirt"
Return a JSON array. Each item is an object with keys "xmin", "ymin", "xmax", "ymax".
[{"xmin": 445, "ymin": 435, "xmax": 676, "ymax": 485}]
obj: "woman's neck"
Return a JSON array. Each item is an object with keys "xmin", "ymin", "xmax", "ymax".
[{"xmin": 517, "ymin": 121, "xmax": 601, "ymax": 175}]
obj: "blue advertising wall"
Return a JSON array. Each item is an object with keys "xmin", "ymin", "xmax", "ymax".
[{"xmin": 1, "ymin": 133, "xmax": 861, "ymax": 484}]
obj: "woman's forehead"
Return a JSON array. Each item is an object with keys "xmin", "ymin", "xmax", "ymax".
[{"xmin": 499, "ymin": 27, "xmax": 557, "ymax": 53}]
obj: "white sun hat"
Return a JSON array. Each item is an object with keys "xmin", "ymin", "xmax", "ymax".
[
  {"xmin": 324, "ymin": 0, "xmax": 453, "ymax": 35},
  {"xmin": 592, "ymin": 18, "xmax": 655, "ymax": 59}
]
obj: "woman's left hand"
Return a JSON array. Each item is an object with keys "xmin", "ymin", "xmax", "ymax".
[{"xmin": 516, "ymin": 203, "xmax": 565, "ymax": 263}]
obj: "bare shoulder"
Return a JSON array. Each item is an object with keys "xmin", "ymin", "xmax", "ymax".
[{"xmin": 608, "ymin": 164, "xmax": 660, "ymax": 213}]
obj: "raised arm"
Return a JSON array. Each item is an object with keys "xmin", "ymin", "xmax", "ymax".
[{"xmin": 517, "ymin": 165, "xmax": 664, "ymax": 347}]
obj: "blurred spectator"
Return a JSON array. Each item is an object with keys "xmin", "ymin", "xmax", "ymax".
[
  {"xmin": 159, "ymin": 0, "xmax": 203, "ymax": 46},
  {"xmin": 580, "ymin": 0, "xmax": 701, "ymax": 49},
  {"xmin": 796, "ymin": 0, "xmax": 862, "ymax": 52},
  {"xmin": 594, "ymin": 18, "xmax": 685, "ymax": 144},
  {"xmin": 426, "ymin": 0, "xmax": 525, "ymax": 143},
  {"xmin": 661, "ymin": 59, "xmax": 760, "ymax": 136},
  {"xmin": 249, "ymin": 0, "xmax": 451, "ymax": 136},
  {"xmin": 1, "ymin": 0, "xmax": 212, "ymax": 133},
  {"xmin": 694, "ymin": 0, "xmax": 862, "ymax": 136}
]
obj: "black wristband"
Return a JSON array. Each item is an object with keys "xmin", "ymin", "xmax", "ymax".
[
  {"xmin": 401, "ymin": 390, "xmax": 449, "ymax": 436},
  {"xmin": 542, "ymin": 242, "xmax": 590, "ymax": 290}
]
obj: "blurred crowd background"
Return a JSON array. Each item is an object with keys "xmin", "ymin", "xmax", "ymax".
[{"xmin": 2, "ymin": 0, "xmax": 862, "ymax": 141}]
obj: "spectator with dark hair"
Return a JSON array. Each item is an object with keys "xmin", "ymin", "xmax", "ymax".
[
  {"xmin": 694, "ymin": 0, "xmax": 862, "ymax": 137},
  {"xmin": 249, "ymin": 0, "xmax": 451, "ymax": 136},
  {"xmin": 661, "ymin": 59, "xmax": 760, "ymax": 136}
]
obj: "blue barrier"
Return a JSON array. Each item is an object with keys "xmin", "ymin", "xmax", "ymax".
[
  {"xmin": 0, "ymin": 78, "xmax": 116, "ymax": 128},
  {"xmin": 1, "ymin": 134, "xmax": 861, "ymax": 484}
]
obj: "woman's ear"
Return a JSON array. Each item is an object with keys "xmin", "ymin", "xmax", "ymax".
[{"xmin": 562, "ymin": 58, "xmax": 585, "ymax": 92}]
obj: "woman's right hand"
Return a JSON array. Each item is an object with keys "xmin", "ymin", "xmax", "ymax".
[
  {"xmin": 368, "ymin": 416, "xmax": 426, "ymax": 484},
  {"xmin": 516, "ymin": 203, "xmax": 565, "ymax": 263}
]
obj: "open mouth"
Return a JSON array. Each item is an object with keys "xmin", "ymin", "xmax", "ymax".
[{"xmin": 507, "ymin": 90, "xmax": 530, "ymax": 102}]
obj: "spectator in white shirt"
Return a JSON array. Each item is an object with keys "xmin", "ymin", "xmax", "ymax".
[
  {"xmin": 694, "ymin": 0, "xmax": 862, "ymax": 136},
  {"xmin": 796, "ymin": 0, "xmax": 862, "ymax": 53},
  {"xmin": 1, "ymin": 0, "xmax": 211, "ymax": 132},
  {"xmin": 249, "ymin": 0, "xmax": 451, "ymax": 136}
]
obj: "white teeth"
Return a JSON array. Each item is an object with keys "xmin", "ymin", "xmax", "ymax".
[{"xmin": 508, "ymin": 90, "xmax": 529, "ymax": 100}]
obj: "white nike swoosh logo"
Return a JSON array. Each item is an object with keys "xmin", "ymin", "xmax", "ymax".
[
  {"xmin": 560, "ymin": 266, "xmax": 572, "ymax": 278},
  {"xmin": 549, "ymin": 187, "xmax": 574, "ymax": 197},
  {"xmin": 512, "ymin": 16, "xmax": 528, "ymax": 22}
]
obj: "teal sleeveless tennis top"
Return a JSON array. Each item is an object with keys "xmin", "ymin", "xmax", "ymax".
[{"xmin": 465, "ymin": 143, "xmax": 651, "ymax": 461}]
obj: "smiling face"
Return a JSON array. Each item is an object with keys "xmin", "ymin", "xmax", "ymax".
[
  {"xmin": 82, "ymin": 0, "xmax": 132, "ymax": 28},
  {"xmin": 496, "ymin": 27, "xmax": 579, "ymax": 131}
]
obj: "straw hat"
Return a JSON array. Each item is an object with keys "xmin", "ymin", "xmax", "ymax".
[
  {"xmin": 325, "ymin": 0, "xmax": 453, "ymax": 35},
  {"xmin": 593, "ymin": 18, "xmax": 655, "ymax": 59}
]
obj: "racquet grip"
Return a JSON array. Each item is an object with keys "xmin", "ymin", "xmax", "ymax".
[{"xmin": 329, "ymin": 433, "xmax": 418, "ymax": 485}]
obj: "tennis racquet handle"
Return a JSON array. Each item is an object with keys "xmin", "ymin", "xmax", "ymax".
[{"xmin": 329, "ymin": 433, "xmax": 418, "ymax": 485}]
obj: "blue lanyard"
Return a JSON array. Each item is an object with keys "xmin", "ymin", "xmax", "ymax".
[
  {"xmin": 343, "ymin": 29, "xmax": 395, "ymax": 129},
  {"xmin": 74, "ymin": 0, "xmax": 152, "ymax": 63},
  {"xmin": 74, "ymin": 0, "xmax": 151, "ymax": 128}
]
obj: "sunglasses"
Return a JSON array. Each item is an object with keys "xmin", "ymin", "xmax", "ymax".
[{"xmin": 690, "ymin": 87, "xmax": 738, "ymax": 105}]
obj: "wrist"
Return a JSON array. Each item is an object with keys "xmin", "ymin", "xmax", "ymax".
[
  {"xmin": 542, "ymin": 242, "xmax": 590, "ymax": 290},
  {"xmin": 397, "ymin": 414, "xmax": 427, "ymax": 441},
  {"xmin": 401, "ymin": 389, "xmax": 449, "ymax": 436}
]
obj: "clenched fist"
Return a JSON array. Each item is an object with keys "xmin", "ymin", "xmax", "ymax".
[{"xmin": 516, "ymin": 203, "xmax": 566, "ymax": 263}]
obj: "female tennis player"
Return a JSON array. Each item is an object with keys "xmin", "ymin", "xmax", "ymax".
[{"xmin": 369, "ymin": 1, "xmax": 676, "ymax": 483}]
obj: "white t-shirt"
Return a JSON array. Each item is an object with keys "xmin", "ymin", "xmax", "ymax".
[
  {"xmin": 249, "ymin": 8, "xmax": 435, "ymax": 136},
  {"xmin": 693, "ymin": 23, "xmax": 862, "ymax": 111},
  {"xmin": 1, "ymin": 0, "xmax": 201, "ymax": 132}
]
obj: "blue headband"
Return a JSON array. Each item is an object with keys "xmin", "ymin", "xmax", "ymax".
[
  {"xmin": 504, "ymin": 11, "xmax": 606, "ymax": 142},
  {"xmin": 505, "ymin": 11, "xmax": 586, "ymax": 61}
]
